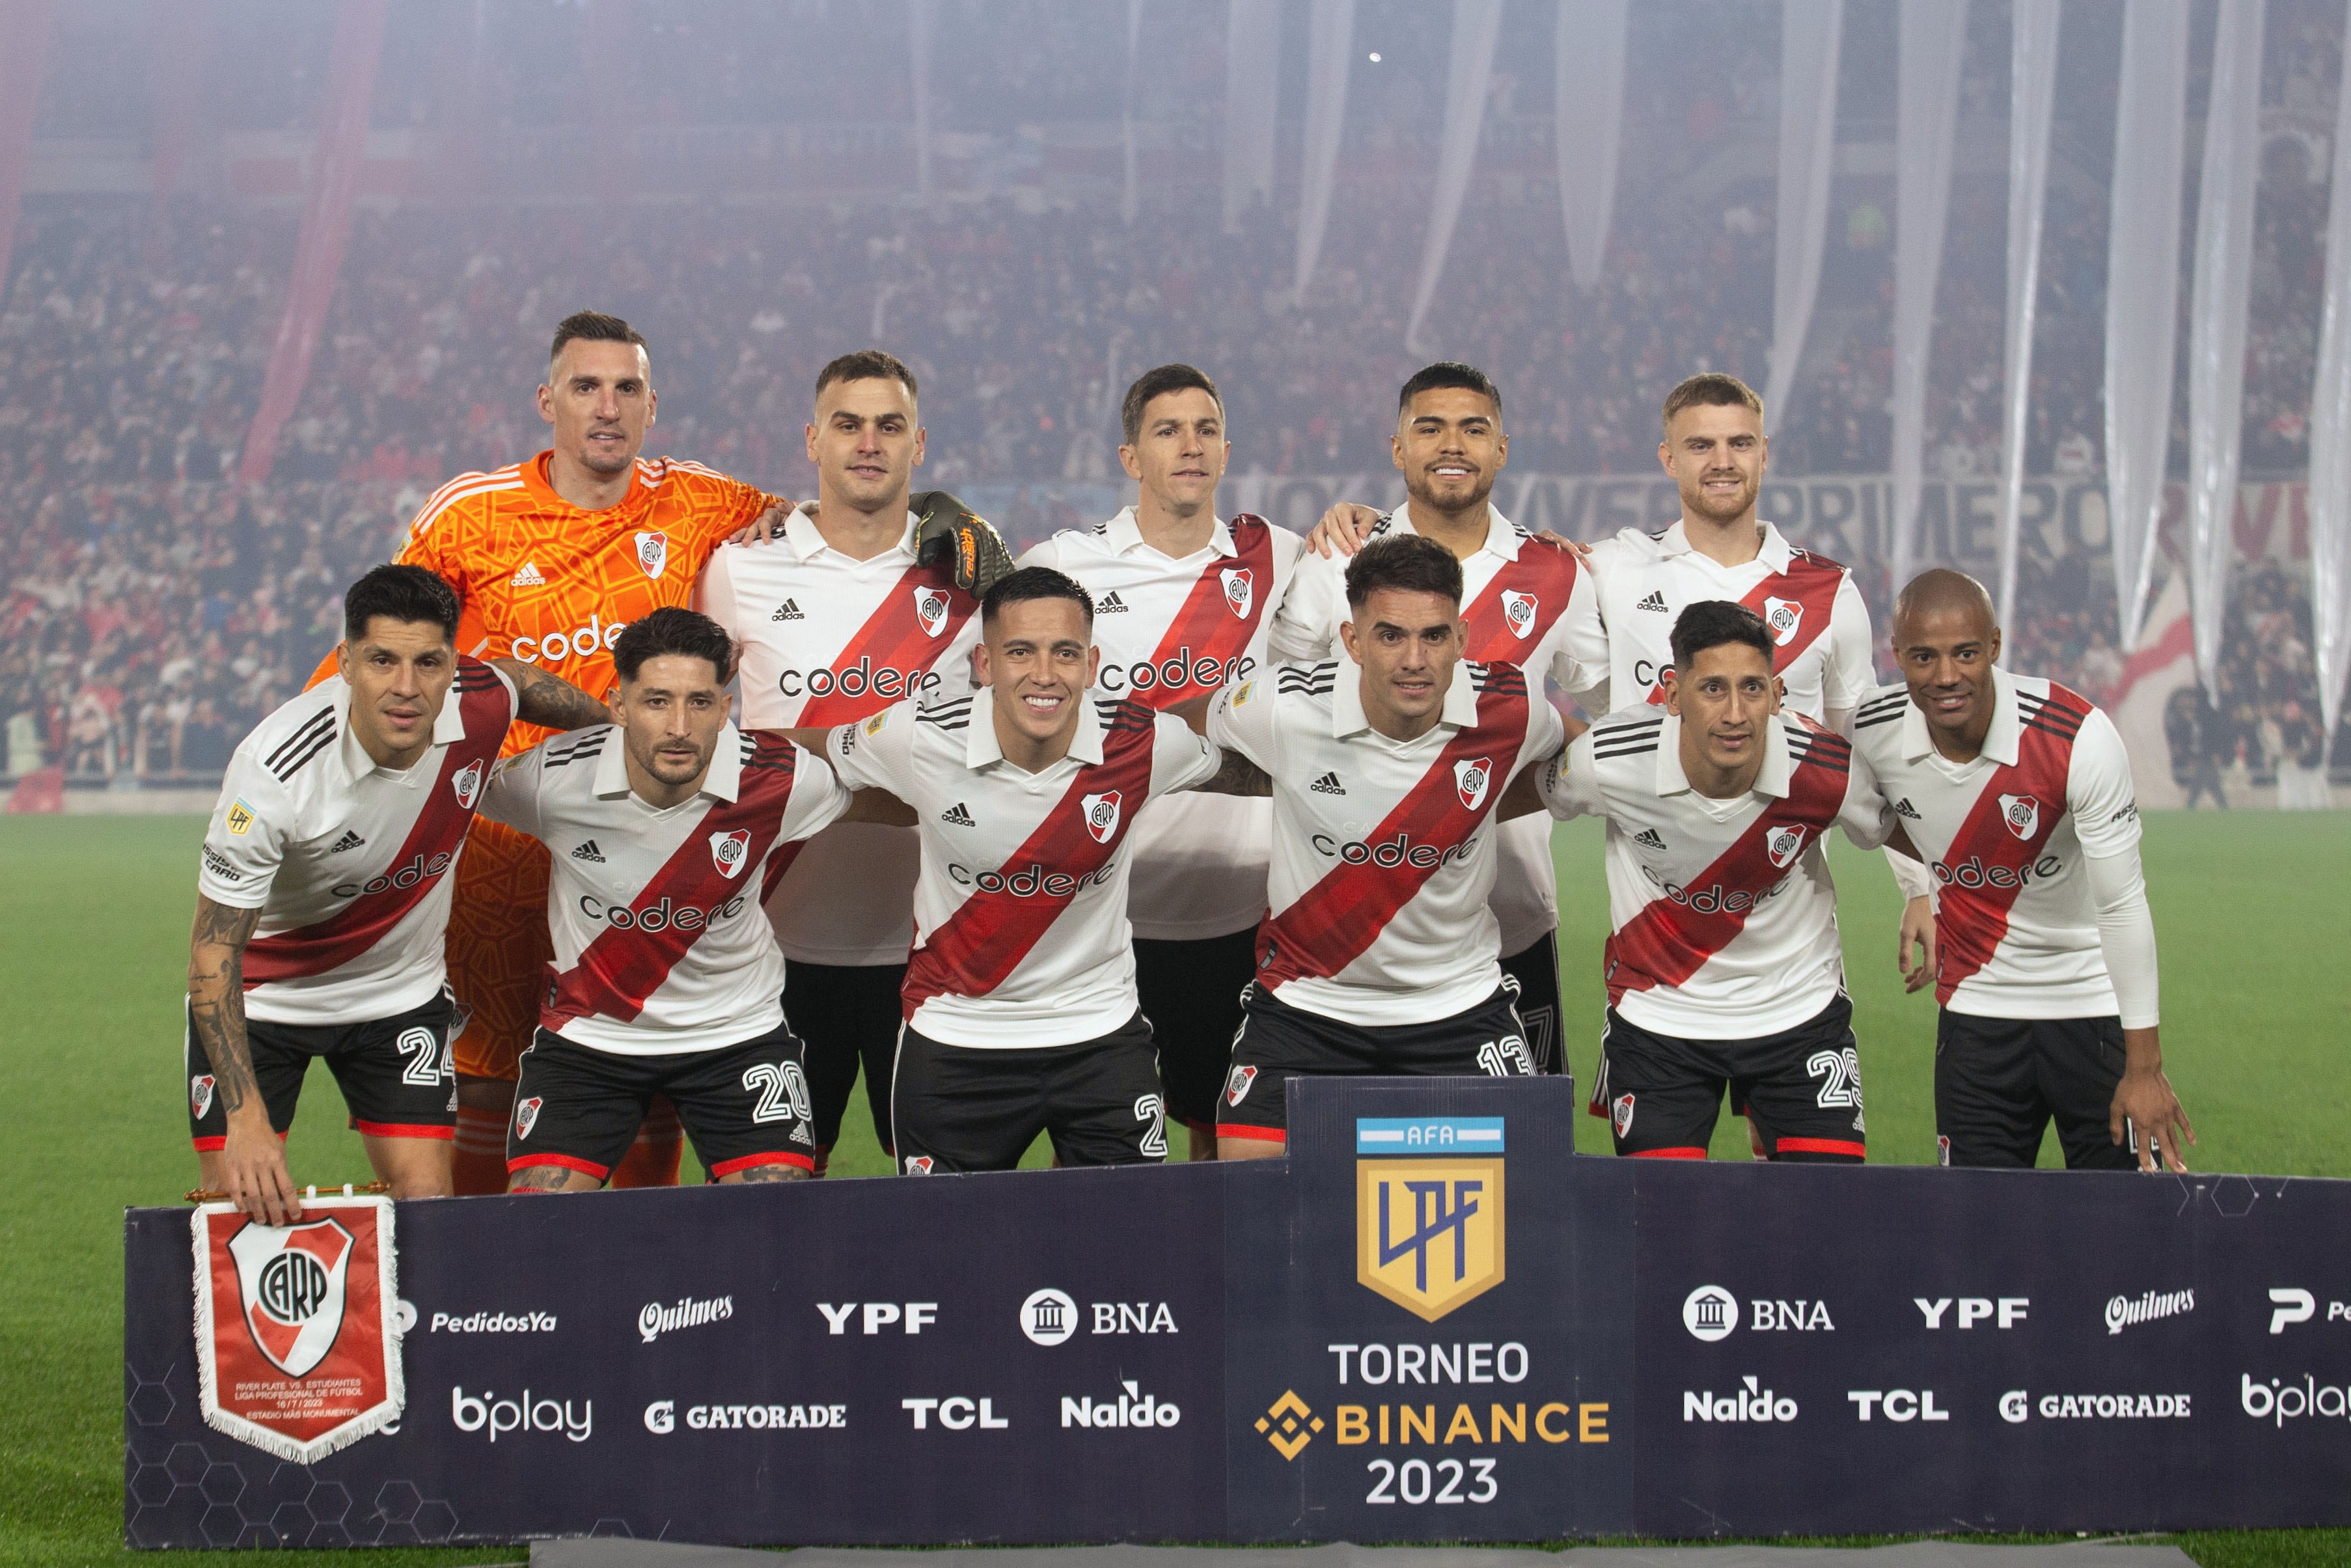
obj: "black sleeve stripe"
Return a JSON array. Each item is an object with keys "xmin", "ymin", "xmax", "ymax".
[
  {"xmin": 270, "ymin": 729, "xmax": 337, "ymax": 781},
  {"xmin": 1591, "ymin": 742, "xmax": 1659, "ymax": 760},
  {"xmin": 1854, "ymin": 710, "xmax": 1904, "ymax": 730},
  {"xmin": 264, "ymin": 708, "xmax": 336, "ymax": 771}
]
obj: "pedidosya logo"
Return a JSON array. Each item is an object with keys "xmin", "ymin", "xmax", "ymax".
[{"xmin": 1355, "ymin": 1117, "xmax": 1505, "ymax": 1323}]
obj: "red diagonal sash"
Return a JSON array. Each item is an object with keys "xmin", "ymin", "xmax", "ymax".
[
  {"xmin": 243, "ymin": 661, "xmax": 514, "ymax": 986},
  {"xmin": 1931, "ymin": 693, "xmax": 2083, "ymax": 1003},
  {"xmin": 1131, "ymin": 515, "xmax": 1278, "ymax": 709},
  {"xmin": 796, "ymin": 563, "xmax": 978, "ymax": 728},
  {"xmin": 901, "ymin": 706, "xmax": 1159, "ymax": 1017},
  {"xmin": 1463, "ymin": 538, "xmax": 1583, "ymax": 663},
  {"xmin": 1642, "ymin": 549, "xmax": 1848, "ymax": 703},
  {"xmin": 542, "ymin": 737, "xmax": 803, "ymax": 1028},
  {"xmin": 1255, "ymin": 668, "xmax": 1532, "ymax": 987},
  {"xmin": 1602, "ymin": 725, "xmax": 1853, "ymax": 1006}
]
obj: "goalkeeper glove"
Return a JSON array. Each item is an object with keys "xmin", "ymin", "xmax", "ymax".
[{"xmin": 911, "ymin": 491, "xmax": 1017, "ymax": 597}]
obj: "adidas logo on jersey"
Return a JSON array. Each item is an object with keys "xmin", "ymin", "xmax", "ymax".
[
  {"xmin": 773, "ymin": 599, "xmax": 805, "ymax": 622},
  {"xmin": 1095, "ymin": 592, "xmax": 1130, "ymax": 614},
  {"xmin": 1633, "ymin": 827, "xmax": 1667, "ymax": 849},
  {"xmin": 570, "ymin": 840, "xmax": 606, "ymax": 863},
  {"xmin": 940, "ymin": 801, "xmax": 977, "ymax": 827},
  {"xmin": 1310, "ymin": 771, "xmax": 1347, "ymax": 795},
  {"xmin": 327, "ymin": 830, "xmax": 366, "ymax": 853},
  {"xmin": 1635, "ymin": 590, "xmax": 1669, "ymax": 612},
  {"xmin": 510, "ymin": 562, "xmax": 547, "ymax": 587},
  {"xmin": 1893, "ymin": 797, "xmax": 1923, "ymax": 821}
]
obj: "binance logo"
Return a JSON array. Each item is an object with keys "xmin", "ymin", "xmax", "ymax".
[
  {"xmin": 1356, "ymin": 1118, "xmax": 1505, "ymax": 1323},
  {"xmin": 1256, "ymin": 1390, "xmax": 1323, "ymax": 1460}
]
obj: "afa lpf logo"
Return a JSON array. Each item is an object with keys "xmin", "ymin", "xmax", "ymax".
[
  {"xmin": 1355, "ymin": 1117, "xmax": 1505, "ymax": 1322},
  {"xmin": 228, "ymin": 1218, "xmax": 354, "ymax": 1377}
]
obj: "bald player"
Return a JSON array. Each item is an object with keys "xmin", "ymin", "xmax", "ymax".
[{"xmin": 1851, "ymin": 570, "xmax": 2193, "ymax": 1172}]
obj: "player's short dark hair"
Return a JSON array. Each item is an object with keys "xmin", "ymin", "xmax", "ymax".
[
  {"xmin": 1670, "ymin": 600, "xmax": 1776, "ymax": 670},
  {"xmin": 1661, "ymin": 372, "xmax": 1763, "ymax": 431},
  {"xmin": 1345, "ymin": 534, "xmax": 1464, "ymax": 611},
  {"xmin": 612, "ymin": 607, "xmax": 736, "ymax": 685},
  {"xmin": 343, "ymin": 564, "xmax": 458, "ymax": 645},
  {"xmin": 549, "ymin": 310, "xmax": 648, "ymax": 366},
  {"xmin": 982, "ymin": 565, "xmax": 1093, "ymax": 629},
  {"xmin": 1397, "ymin": 361, "xmax": 1503, "ymax": 422},
  {"xmin": 816, "ymin": 349, "xmax": 918, "ymax": 404},
  {"xmin": 1120, "ymin": 363, "xmax": 1224, "ymax": 446}
]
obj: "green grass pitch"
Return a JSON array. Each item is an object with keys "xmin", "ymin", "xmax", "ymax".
[{"xmin": 5, "ymin": 810, "xmax": 2346, "ymax": 1565}]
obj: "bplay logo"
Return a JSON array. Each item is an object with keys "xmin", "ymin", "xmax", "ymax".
[
  {"xmin": 1062, "ymin": 1379, "xmax": 1182, "ymax": 1429},
  {"xmin": 450, "ymin": 1386, "xmax": 592, "ymax": 1442},
  {"xmin": 2242, "ymin": 1374, "xmax": 2351, "ymax": 1427},
  {"xmin": 1684, "ymin": 1284, "xmax": 1835, "ymax": 1341},
  {"xmin": 639, "ymin": 1295, "xmax": 733, "ymax": 1343}
]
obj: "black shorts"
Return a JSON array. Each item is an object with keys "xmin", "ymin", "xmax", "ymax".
[
  {"xmin": 506, "ymin": 1018, "xmax": 817, "ymax": 1184},
  {"xmin": 1500, "ymin": 933, "xmax": 1563, "ymax": 1075},
  {"xmin": 187, "ymin": 990, "xmax": 455, "ymax": 1150},
  {"xmin": 1217, "ymin": 983, "xmax": 1537, "ymax": 1146},
  {"xmin": 1935, "ymin": 1009, "xmax": 2138, "ymax": 1170},
  {"xmin": 890, "ymin": 1011, "xmax": 1165, "ymax": 1174},
  {"xmin": 1134, "ymin": 929, "xmax": 1256, "ymax": 1131},
  {"xmin": 1591, "ymin": 995, "xmax": 1865, "ymax": 1162},
  {"xmin": 782, "ymin": 958, "xmax": 904, "ymax": 1157}
]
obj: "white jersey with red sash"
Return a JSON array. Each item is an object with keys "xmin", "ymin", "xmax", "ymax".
[
  {"xmin": 1021, "ymin": 508, "xmax": 1304, "ymax": 939},
  {"xmin": 197, "ymin": 657, "xmax": 519, "ymax": 1025},
  {"xmin": 1583, "ymin": 520, "xmax": 1875, "ymax": 722},
  {"xmin": 1209, "ymin": 659, "xmax": 1566, "ymax": 1027},
  {"xmin": 1539, "ymin": 706, "xmax": 1893, "ymax": 1041},
  {"xmin": 1850, "ymin": 673, "xmax": 2143, "ymax": 1019},
  {"xmin": 826, "ymin": 689, "xmax": 1224, "ymax": 1047},
  {"xmin": 1268, "ymin": 502, "xmax": 1604, "ymax": 952},
  {"xmin": 475, "ymin": 723, "xmax": 852, "ymax": 1054},
  {"xmin": 696, "ymin": 506, "xmax": 981, "ymax": 967}
]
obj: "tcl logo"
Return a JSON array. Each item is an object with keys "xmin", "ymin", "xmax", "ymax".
[
  {"xmin": 903, "ymin": 1396, "xmax": 1008, "ymax": 1430},
  {"xmin": 1095, "ymin": 648, "xmax": 1252, "ymax": 697},
  {"xmin": 331, "ymin": 852, "xmax": 454, "ymax": 899},
  {"xmin": 777, "ymin": 659, "xmax": 945, "ymax": 702},
  {"xmin": 513, "ymin": 614, "xmax": 627, "ymax": 666},
  {"xmin": 1914, "ymin": 1297, "xmax": 2028, "ymax": 1329},
  {"xmin": 1309, "ymin": 831, "xmax": 1478, "ymax": 871},
  {"xmin": 1848, "ymin": 1389, "xmax": 1949, "ymax": 1422}
]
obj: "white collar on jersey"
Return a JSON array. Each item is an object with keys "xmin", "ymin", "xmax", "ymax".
[
  {"xmin": 1390, "ymin": 500, "xmax": 1521, "ymax": 562},
  {"xmin": 1899, "ymin": 665, "xmax": 2020, "ymax": 766},
  {"xmin": 329, "ymin": 672, "xmax": 471, "ymax": 784},
  {"xmin": 1655, "ymin": 711, "xmax": 1794, "ymax": 800},
  {"xmin": 965, "ymin": 686, "xmax": 1105, "ymax": 771},
  {"xmin": 1333, "ymin": 657, "xmax": 1481, "ymax": 740},
  {"xmin": 1100, "ymin": 504, "xmax": 1235, "ymax": 560},
  {"xmin": 782, "ymin": 501, "xmax": 920, "ymax": 562},
  {"xmin": 592, "ymin": 719, "xmax": 745, "ymax": 804},
  {"xmin": 1655, "ymin": 518, "xmax": 1794, "ymax": 573}
]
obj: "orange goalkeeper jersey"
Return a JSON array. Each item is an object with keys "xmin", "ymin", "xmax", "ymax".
[{"xmin": 348, "ymin": 450, "xmax": 776, "ymax": 754}]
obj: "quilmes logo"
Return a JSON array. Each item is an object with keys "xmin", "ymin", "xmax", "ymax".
[
  {"xmin": 1355, "ymin": 1117, "xmax": 1505, "ymax": 1323},
  {"xmin": 640, "ymin": 1294, "xmax": 734, "ymax": 1343}
]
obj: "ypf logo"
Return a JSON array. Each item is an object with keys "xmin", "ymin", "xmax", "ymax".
[
  {"xmin": 1683, "ymin": 1284, "xmax": 1738, "ymax": 1342},
  {"xmin": 1998, "ymin": 793, "xmax": 2041, "ymax": 840},
  {"xmin": 1221, "ymin": 568, "xmax": 1254, "ymax": 619},
  {"xmin": 228, "ymin": 1218, "xmax": 354, "ymax": 1377},
  {"xmin": 913, "ymin": 586, "xmax": 951, "ymax": 637},
  {"xmin": 1082, "ymin": 791, "xmax": 1123, "ymax": 844},
  {"xmin": 1767, "ymin": 825, "xmax": 1808, "ymax": 868},
  {"xmin": 1761, "ymin": 596, "xmax": 1803, "ymax": 646},
  {"xmin": 635, "ymin": 531, "xmax": 669, "ymax": 581},
  {"xmin": 1499, "ymin": 590, "xmax": 1538, "ymax": 639},
  {"xmin": 451, "ymin": 760, "xmax": 484, "ymax": 810},
  {"xmin": 1455, "ymin": 757, "xmax": 1492, "ymax": 811},
  {"xmin": 710, "ymin": 829, "xmax": 751, "ymax": 879},
  {"xmin": 1355, "ymin": 1117, "xmax": 1505, "ymax": 1322},
  {"xmin": 1019, "ymin": 1288, "xmax": 1079, "ymax": 1346}
]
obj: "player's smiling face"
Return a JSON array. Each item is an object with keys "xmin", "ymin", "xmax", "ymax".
[
  {"xmin": 1393, "ymin": 389, "xmax": 1505, "ymax": 516},
  {"xmin": 1341, "ymin": 588, "xmax": 1465, "ymax": 740},
  {"xmin": 338, "ymin": 617, "xmax": 457, "ymax": 769},
  {"xmin": 614, "ymin": 653, "xmax": 732, "ymax": 803},
  {"xmin": 539, "ymin": 338, "xmax": 655, "ymax": 482},
  {"xmin": 1120, "ymin": 388, "xmax": 1228, "ymax": 514},
  {"xmin": 1660, "ymin": 401, "xmax": 1766, "ymax": 526},
  {"xmin": 1665, "ymin": 640, "xmax": 1782, "ymax": 794},
  {"xmin": 1895, "ymin": 601, "xmax": 2002, "ymax": 743},
  {"xmin": 976, "ymin": 595, "xmax": 1099, "ymax": 753},
  {"xmin": 808, "ymin": 375, "xmax": 924, "ymax": 516}
]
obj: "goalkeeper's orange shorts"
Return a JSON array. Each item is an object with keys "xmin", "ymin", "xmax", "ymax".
[{"xmin": 447, "ymin": 817, "xmax": 553, "ymax": 1082}]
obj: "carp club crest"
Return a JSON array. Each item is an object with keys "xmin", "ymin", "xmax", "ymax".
[
  {"xmin": 1761, "ymin": 596, "xmax": 1803, "ymax": 646},
  {"xmin": 635, "ymin": 530, "xmax": 670, "ymax": 580},
  {"xmin": 1499, "ymin": 590, "xmax": 1538, "ymax": 639},
  {"xmin": 1221, "ymin": 567, "xmax": 1254, "ymax": 619},
  {"xmin": 1082, "ymin": 790, "xmax": 1123, "ymax": 844},
  {"xmin": 1998, "ymin": 792, "xmax": 2041, "ymax": 841},
  {"xmin": 1767, "ymin": 825, "xmax": 1808, "ymax": 869},
  {"xmin": 1354, "ymin": 1116, "xmax": 1506, "ymax": 1322},
  {"xmin": 1455, "ymin": 757, "xmax": 1492, "ymax": 810},
  {"xmin": 711, "ymin": 828, "xmax": 752, "ymax": 878},
  {"xmin": 230, "ymin": 1217, "xmax": 353, "ymax": 1377},
  {"xmin": 451, "ymin": 759, "xmax": 485, "ymax": 810},
  {"xmin": 913, "ymin": 586, "xmax": 952, "ymax": 637}
]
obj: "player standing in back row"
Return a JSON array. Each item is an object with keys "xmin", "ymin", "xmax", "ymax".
[
  {"xmin": 1019, "ymin": 364, "xmax": 1304, "ymax": 1158},
  {"xmin": 1854, "ymin": 570, "xmax": 2192, "ymax": 1172}
]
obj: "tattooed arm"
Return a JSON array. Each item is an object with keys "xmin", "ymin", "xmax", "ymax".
[
  {"xmin": 493, "ymin": 658, "xmax": 615, "ymax": 732},
  {"xmin": 1195, "ymin": 747, "xmax": 1273, "ymax": 797},
  {"xmin": 188, "ymin": 896, "xmax": 302, "ymax": 1224}
]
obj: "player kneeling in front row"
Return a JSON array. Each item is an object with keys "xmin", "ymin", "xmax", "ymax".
[
  {"xmin": 1543, "ymin": 600, "xmax": 1896, "ymax": 1161},
  {"xmin": 1205, "ymin": 535, "xmax": 1562, "ymax": 1159},
  {"xmin": 481, "ymin": 608, "xmax": 901, "ymax": 1190},
  {"xmin": 809, "ymin": 567, "xmax": 1260, "ymax": 1174},
  {"xmin": 189, "ymin": 565, "xmax": 614, "ymax": 1222}
]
